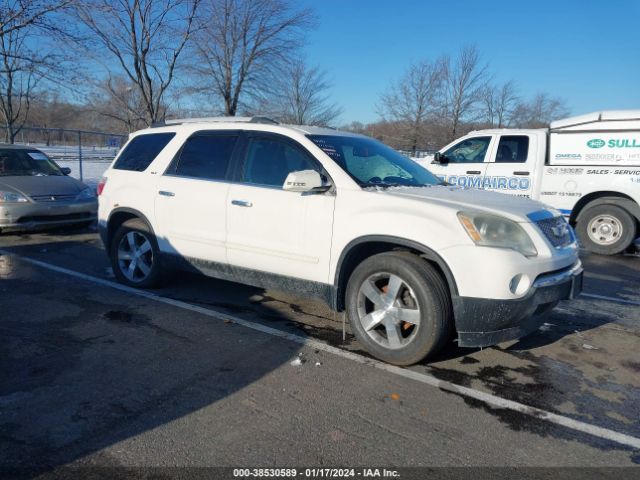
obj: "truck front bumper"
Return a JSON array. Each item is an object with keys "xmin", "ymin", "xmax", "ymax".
[{"xmin": 454, "ymin": 261, "xmax": 583, "ymax": 347}]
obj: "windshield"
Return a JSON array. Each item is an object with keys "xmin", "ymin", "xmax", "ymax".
[
  {"xmin": 308, "ymin": 135, "xmax": 443, "ymax": 188},
  {"xmin": 0, "ymin": 149, "xmax": 64, "ymax": 176}
]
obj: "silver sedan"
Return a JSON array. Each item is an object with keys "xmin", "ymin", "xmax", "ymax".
[{"xmin": 0, "ymin": 144, "xmax": 97, "ymax": 233}]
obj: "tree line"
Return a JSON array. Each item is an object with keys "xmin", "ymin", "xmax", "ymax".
[
  {"xmin": 367, "ymin": 45, "xmax": 569, "ymax": 153},
  {"xmin": 1, "ymin": 0, "xmax": 568, "ymax": 151}
]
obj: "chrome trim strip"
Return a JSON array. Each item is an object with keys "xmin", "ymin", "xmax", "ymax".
[{"xmin": 533, "ymin": 261, "xmax": 583, "ymax": 289}]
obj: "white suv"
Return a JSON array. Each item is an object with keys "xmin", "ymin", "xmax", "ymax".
[{"xmin": 98, "ymin": 117, "xmax": 583, "ymax": 365}]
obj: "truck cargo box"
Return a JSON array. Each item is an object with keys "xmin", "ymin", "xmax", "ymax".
[{"xmin": 549, "ymin": 110, "xmax": 640, "ymax": 166}]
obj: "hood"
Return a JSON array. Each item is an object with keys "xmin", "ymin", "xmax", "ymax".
[
  {"xmin": 380, "ymin": 185, "xmax": 555, "ymax": 222},
  {"xmin": 0, "ymin": 175, "xmax": 86, "ymax": 198}
]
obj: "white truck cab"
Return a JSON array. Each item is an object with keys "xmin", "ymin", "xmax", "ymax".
[{"xmin": 426, "ymin": 110, "xmax": 640, "ymax": 255}]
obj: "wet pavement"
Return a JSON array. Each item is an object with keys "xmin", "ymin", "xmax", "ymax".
[{"xmin": 1, "ymin": 227, "xmax": 639, "ymax": 471}]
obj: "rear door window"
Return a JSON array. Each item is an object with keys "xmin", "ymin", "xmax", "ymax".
[
  {"xmin": 114, "ymin": 133, "xmax": 176, "ymax": 172},
  {"xmin": 495, "ymin": 136, "xmax": 529, "ymax": 163},
  {"xmin": 170, "ymin": 134, "xmax": 238, "ymax": 180}
]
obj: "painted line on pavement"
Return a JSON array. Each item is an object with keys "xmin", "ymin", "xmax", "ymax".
[
  {"xmin": 581, "ymin": 292, "xmax": 640, "ymax": 307},
  {"xmin": 3, "ymin": 250, "xmax": 640, "ymax": 451}
]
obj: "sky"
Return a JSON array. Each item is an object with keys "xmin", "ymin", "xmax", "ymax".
[{"xmin": 296, "ymin": 0, "xmax": 640, "ymax": 124}]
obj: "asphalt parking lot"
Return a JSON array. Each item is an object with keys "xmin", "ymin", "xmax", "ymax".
[{"xmin": 1, "ymin": 227, "xmax": 639, "ymax": 474}]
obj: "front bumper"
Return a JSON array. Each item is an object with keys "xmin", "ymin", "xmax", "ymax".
[
  {"xmin": 0, "ymin": 199, "xmax": 98, "ymax": 232},
  {"xmin": 454, "ymin": 261, "xmax": 583, "ymax": 347}
]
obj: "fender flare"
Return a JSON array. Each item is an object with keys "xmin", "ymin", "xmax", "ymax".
[
  {"xmin": 333, "ymin": 235, "xmax": 459, "ymax": 310},
  {"xmin": 102, "ymin": 207, "xmax": 156, "ymax": 252},
  {"xmin": 575, "ymin": 196, "xmax": 640, "ymax": 224}
]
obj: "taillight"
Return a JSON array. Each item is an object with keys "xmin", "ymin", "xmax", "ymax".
[{"xmin": 97, "ymin": 177, "xmax": 107, "ymax": 196}]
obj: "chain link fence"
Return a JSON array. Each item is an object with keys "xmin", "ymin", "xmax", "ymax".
[{"xmin": 5, "ymin": 126, "xmax": 128, "ymax": 187}]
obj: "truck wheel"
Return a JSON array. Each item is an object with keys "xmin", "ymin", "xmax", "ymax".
[
  {"xmin": 110, "ymin": 218, "xmax": 163, "ymax": 288},
  {"xmin": 346, "ymin": 252, "xmax": 452, "ymax": 366},
  {"xmin": 576, "ymin": 204, "xmax": 637, "ymax": 255}
]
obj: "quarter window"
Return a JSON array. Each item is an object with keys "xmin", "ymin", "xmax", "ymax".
[
  {"xmin": 442, "ymin": 137, "xmax": 491, "ymax": 163},
  {"xmin": 172, "ymin": 134, "xmax": 238, "ymax": 180},
  {"xmin": 114, "ymin": 133, "xmax": 176, "ymax": 172},
  {"xmin": 495, "ymin": 136, "xmax": 529, "ymax": 163},
  {"xmin": 243, "ymin": 138, "xmax": 317, "ymax": 188}
]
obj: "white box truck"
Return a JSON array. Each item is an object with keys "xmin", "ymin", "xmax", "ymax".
[{"xmin": 425, "ymin": 110, "xmax": 640, "ymax": 255}]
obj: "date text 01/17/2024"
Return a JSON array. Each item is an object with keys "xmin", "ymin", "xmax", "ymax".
[{"xmin": 232, "ymin": 468, "xmax": 400, "ymax": 478}]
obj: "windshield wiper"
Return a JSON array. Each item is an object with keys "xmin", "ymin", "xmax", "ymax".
[{"xmin": 362, "ymin": 182, "xmax": 398, "ymax": 189}]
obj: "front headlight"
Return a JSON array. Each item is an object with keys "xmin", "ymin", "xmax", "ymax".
[
  {"xmin": 0, "ymin": 191, "xmax": 28, "ymax": 203},
  {"xmin": 457, "ymin": 211, "xmax": 538, "ymax": 257},
  {"xmin": 76, "ymin": 187, "xmax": 96, "ymax": 200}
]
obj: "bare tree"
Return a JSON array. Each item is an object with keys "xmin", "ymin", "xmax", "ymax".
[
  {"xmin": 0, "ymin": 0, "xmax": 75, "ymax": 142},
  {"xmin": 265, "ymin": 60, "xmax": 341, "ymax": 125},
  {"xmin": 0, "ymin": 28, "xmax": 36, "ymax": 142},
  {"xmin": 377, "ymin": 58, "xmax": 446, "ymax": 154},
  {"xmin": 481, "ymin": 80, "xmax": 518, "ymax": 128},
  {"xmin": 191, "ymin": 0, "xmax": 314, "ymax": 116},
  {"xmin": 0, "ymin": 0, "xmax": 73, "ymax": 38},
  {"xmin": 511, "ymin": 92, "xmax": 569, "ymax": 128},
  {"xmin": 0, "ymin": 28, "xmax": 65, "ymax": 143},
  {"xmin": 76, "ymin": 0, "xmax": 200, "ymax": 125},
  {"xmin": 443, "ymin": 45, "xmax": 488, "ymax": 140},
  {"xmin": 92, "ymin": 76, "xmax": 150, "ymax": 132}
]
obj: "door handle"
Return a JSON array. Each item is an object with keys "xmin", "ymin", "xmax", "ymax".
[
  {"xmin": 513, "ymin": 171, "xmax": 530, "ymax": 176},
  {"xmin": 231, "ymin": 200, "xmax": 253, "ymax": 207},
  {"xmin": 158, "ymin": 190, "xmax": 175, "ymax": 197},
  {"xmin": 466, "ymin": 170, "xmax": 481, "ymax": 175}
]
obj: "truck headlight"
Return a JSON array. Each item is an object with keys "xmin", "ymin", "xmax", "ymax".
[
  {"xmin": 0, "ymin": 191, "xmax": 28, "ymax": 203},
  {"xmin": 76, "ymin": 187, "xmax": 96, "ymax": 200},
  {"xmin": 457, "ymin": 211, "xmax": 538, "ymax": 257}
]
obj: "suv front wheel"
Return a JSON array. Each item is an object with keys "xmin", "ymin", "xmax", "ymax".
[
  {"xmin": 346, "ymin": 252, "xmax": 452, "ymax": 366},
  {"xmin": 110, "ymin": 218, "xmax": 163, "ymax": 288}
]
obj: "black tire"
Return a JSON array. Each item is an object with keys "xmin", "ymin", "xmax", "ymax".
[
  {"xmin": 110, "ymin": 218, "xmax": 163, "ymax": 288},
  {"xmin": 346, "ymin": 251, "xmax": 453, "ymax": 366},
  {"xmin": 576, "ymin": 204, "xmax": 637, "ymax": 255}
]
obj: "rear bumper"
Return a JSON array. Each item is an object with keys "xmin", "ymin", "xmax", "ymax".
[
  {"xmin": 0, "ymin": 200, "xmax": 97, "ymax": 231},
  {"xmin": 454, "ymin": 261, "xmax": 583, "ymax": 347}
]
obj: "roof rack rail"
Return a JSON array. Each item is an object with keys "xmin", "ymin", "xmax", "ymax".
[{"xmin": 152, "ymin": 116, "xmax": 280, "ymax": 127}]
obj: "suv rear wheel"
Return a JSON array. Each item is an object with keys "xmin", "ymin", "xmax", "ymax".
[
  {"xmin": 346, "ymin": 252, "xmax": 452, "ymax": 365},
  {"xmin": 110, "ymin": 218, "xmax": 163, "ymax": 288}
]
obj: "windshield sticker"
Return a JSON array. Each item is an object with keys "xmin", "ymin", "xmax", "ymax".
[{"xmin": 28, "ymin": 152, "xmax": 49, "ymax": 161}]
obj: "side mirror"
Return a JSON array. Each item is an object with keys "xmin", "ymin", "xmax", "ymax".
[
  {"xmin": 60, "ymin": 167, "xmax": 71, "ymax": 175},
  {"xmin": 431, "ymin": 152, "xmax": 448, "ymax": 165},
  {"xmin": 283, "ymin": 170, "xmax": 329, "ymax": 193}
]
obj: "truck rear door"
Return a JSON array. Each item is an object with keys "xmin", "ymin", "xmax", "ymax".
[{"xmin": 482, "ymin": 134, "xmax": 538, "ymax": 198}]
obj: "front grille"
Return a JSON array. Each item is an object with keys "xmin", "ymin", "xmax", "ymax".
[
  {"xmin": 18, "ymin": 212, "xmax": 92, "ymax": 223},
  {"xmin": 30, "ymin": 194, "xmax": 77, "ymax": 202},
  {"xmin": 535, "ymin": 216, "xmax": 574, "ymax": 248}
]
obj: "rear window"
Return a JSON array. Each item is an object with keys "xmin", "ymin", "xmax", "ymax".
[
  {"xmin": 242, "ymin": 137, "xmax": 317, "ymax": 187},
  {"xmin": 169, "ymin": 134, "xmax": 238, "ymax": 180},
  {"xmin": 113, "ymin": 133, "xmax": 176, "ymax": 172}
]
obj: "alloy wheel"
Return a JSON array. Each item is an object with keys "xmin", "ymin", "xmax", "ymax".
[
  {"xmin": 356, "ymin": 272, "xmax": 421, "ymax": 350},
  {"xmin": 117, "ymin": 231, "xmax": 154, "ymax": 282}
]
